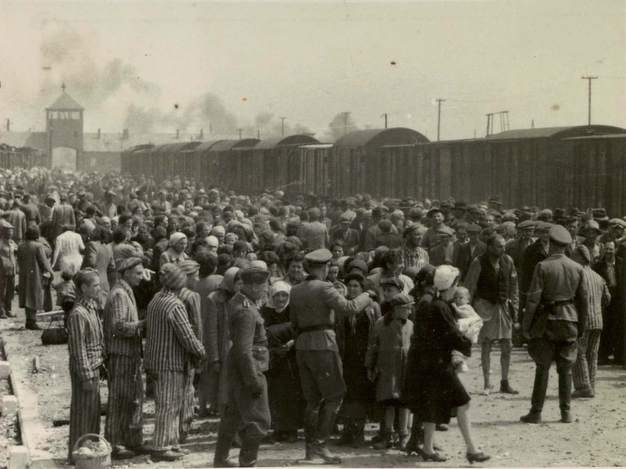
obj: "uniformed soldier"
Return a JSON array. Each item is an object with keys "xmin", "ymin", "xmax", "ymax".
[
  {"xmin": 214, "ymin": 266, "xmax": 271, "ymax": 468},
  {"xmin": 290, "ymin": 249, "xmax": 373, "ymax": 464},
  {"xmin": 521, "ymin": 225, "xmax": 588, "ymax": 424}
]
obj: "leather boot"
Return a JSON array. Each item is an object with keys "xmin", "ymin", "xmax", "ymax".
[
  {"xmin": 303, "ymin": 408, "xmax": 319, "ymax": 461},
  {"xmin": 530, "ymin": 364, "xmax": 550, "ymax": 415},
  {"xmin": 559, "ymin": 372, "xmax": 572, "ymax": 423},
  {"xmin": 213, "ymin": 425, "xmax": 237, "ymax": 467},
  {"xmin": 311, "ymin": 408, "xmax": 341, "ymax": 464},
  {"xmin": 352, "ymin": 421, "xmax": 365, "ymax": 448},
  {"xmin": 239, "ymin": 436, "xmax": 263, "ymax": 467}
]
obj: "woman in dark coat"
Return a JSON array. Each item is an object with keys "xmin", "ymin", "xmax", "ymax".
[
  {"xmin": 406, "ymin": 265, "xmax": 490, "ymax": 464},
  {"xmin": 261, "ymin": 280, "xmax": 303, "ymax": 442},
  {"xmin": 336, "ymin": 272, "xmax": 380, "ymax": 447},
  {"xmin": 17, "ymin": 226, "xmax": 55, "ymax": 330}
]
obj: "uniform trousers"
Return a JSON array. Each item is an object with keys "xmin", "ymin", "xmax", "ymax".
[
  {"xmin": 152, "ymin": 370, "xmax": 186, "ymax": 452},
  {"xmin": 218, "ymin": 361, "xmax": 271, "ymax": 442},
  {"xmin": 528, "ymin": 331, "xmax": 577, "ymax": 413},
  {"xmin": 68, "ymin": 370, "xmax": 101, "ymax": 461},
  {"xmin": 179, "ymin": 367, "xmax": 195, "ymax": 437},
  {"xmin": 1, "ymin": 275, "xmax": 15, "ymax": 313},
  {"xmin": 573, "ymin": 329, "xmax": 602, "ymax": 391},
  {"xmin": 105, "ymin": 354, "xmax": 144, "ymax": 450},
  {"xmin": 198, "ymin": 367, "xmax": 219, "ymax": 412}
]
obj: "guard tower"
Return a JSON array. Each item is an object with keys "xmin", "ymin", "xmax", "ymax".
[{"xmin": 45, "ymin": 84, "xmax": 84, "ymax": 169}]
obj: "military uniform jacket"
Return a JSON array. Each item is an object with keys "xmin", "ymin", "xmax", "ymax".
[
  {"xmin": 290, "ymin": 275, "xmax": 371, "ymax": 352},
  {"xmin": 228, "ymin": 292, "xmax": 269, "ymax": 387},
  {"xmin": 524, "ymin": 253, "xmax": 589, "ymax": 339}
]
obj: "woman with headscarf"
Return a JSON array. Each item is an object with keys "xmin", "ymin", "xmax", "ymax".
[
  {"xmin": 203, "ymin": 267, "xmax": 243, "ymax": 417},
  {"xmin": 336, "ymin": 272, "xmax": 380, "ymax": 448},
  {"xmin": 261, "ymin": 281, "xmax": 302, "ymax": 443},
  {"xmin": 17, "ymin": 226, "xmax": 55, "ymax": 330},
  {"xmin": 67, "ymin": 268, "xmax": 105, "ymax": 464},
  {"xmin": 405, "ymin": 265, "xmax": 490, "ymax": 464},
  {"xmin": 160, "ymin": 232, "xmax": 189, "ymax": 268}
]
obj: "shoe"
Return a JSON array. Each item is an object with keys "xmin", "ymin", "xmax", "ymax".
[
  {"xmin": 310, "ymin": 443, "xmax": 342, "ymax": 464},
  {"xmin": 151, "ymin": 450, "xmax": 185, "ymax": 462},
  {"xmin": 172, "ymin": 447, "xmax": 191, "ymax": 455},
  {"xmin": 127, "ymin": 445, "xmax": 151, "ymax": 455},
  {"xmin": 179, "ymin": 433, "xmax": 188, "ymax": 443},
  {"xmin": 112, "ymin": 448, "xmax": 136, "ymax": 460},
  {"xmin": 333, "ymin": 427, "xmax": 353, "ymax": 446},
  {"xmin": 467, "ymin": 451, "xmax": 491, "ymax": 464},
  {"xmin": 398, "ymin": 434, "xmax": 410, "ymax": 451},
  {"xmin": 25, "ymin": 322, "xmax": 41, "ymax": 330},
  {"xmin": 520, "ymin": 412, "xmax": 542, "ymax": 424},
  {"xmin": 572, "ymin": 388, "xmax": 594, "ymax": 399},
  {"xmin": 373, "ymin": 437, "xmax": 392, "ymax": 450},
  {"xmin": 480, "ymin": 384, "xmax": 494, "ymax": 396},
  {"xmin": 560, "ymin": 411, "xmax": 572, "ymax": 423},
  {"xmin": 435, "ymin": 423, "xmax": 448, "ymax": 431},
  {"xmin": 370, "ymin": 432, "xmax": 384, "ymax": 444},
  {"xmin": 417, "ymin": 448, "xmax": 447, "ymax": 462},
  {"xmin": 500, "ymin": 380, "xmax": 519, "ymax": 395},
  {"xmin": 285, "ymin": 431, "xmax": 299, "ymax": 444},
  {"xmin": 214, "ymin": 458, "xmax": 238, "ymax": 467}
]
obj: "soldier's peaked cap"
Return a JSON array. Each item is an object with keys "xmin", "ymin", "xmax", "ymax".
[
  {"xmin": 549, "ymin": 225, "xmax": 572, "ymax": 246},
  {"xmin": 305, "ymin": 249, "xmax": 333, "ymax": 265},
  {"xmin": 241, "ymin": 266, "xmax": 270, "ymax": 284}
]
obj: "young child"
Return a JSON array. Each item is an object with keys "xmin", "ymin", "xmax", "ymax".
[
  {"xmin": 366, "ymin": 293, "xmax": 414, "ymax": 450},
  {"xmin": 451, "ymin": 286, "xmax": 483, "ymax": 373},
  {"xmin": 52, "ymin": 269, "xmax": 76, "ymax": 328}
]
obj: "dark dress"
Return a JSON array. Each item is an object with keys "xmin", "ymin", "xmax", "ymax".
[
  {"xmin": 339, "ymin": 306, "xmax": 378, "ymax": 420},
  {"xmin": 404, "ymin": 297, "xmax": 472, "ymax": 424},
  {"xmin": 261, "ymin": 305, "xmax": 303, "ymax": 433}
]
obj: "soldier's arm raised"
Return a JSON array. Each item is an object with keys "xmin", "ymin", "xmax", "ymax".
[{"xmin": 324, "ymin": 282, "xmax": 371, "ymax": 317}]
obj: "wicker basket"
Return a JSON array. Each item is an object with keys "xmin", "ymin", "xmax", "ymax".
[{"xmin": 72, "ymin": 433, "xmax": 112, "ymax": 469}]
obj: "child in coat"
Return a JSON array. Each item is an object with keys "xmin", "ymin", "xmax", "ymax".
[{"xmin": 366, "ymin": 293, "xmax": 414, "ymax": 450}]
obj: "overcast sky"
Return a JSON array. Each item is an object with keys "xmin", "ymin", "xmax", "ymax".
[{"xmin": 0, "ymin": 0, "xmax": 624, "ymax": 141}]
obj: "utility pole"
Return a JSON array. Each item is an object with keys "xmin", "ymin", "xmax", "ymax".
[
  {"xmin": 341, "ymin": 112, "xmax": 351, "ymax": 136},
  {"xmin": 582, "ymin": 76, "xmax": 598, "ymax": 125},
  {"xmin": 279, "ymin": 117, "xmax": 287, "ymax": 136},
  {"xmin": 382, "ymin": 113, "xmax": 388, "ymax": 129},
  {"xmin": 237, "ymin": 128, "xmax": 243, "ymax": 140},
  {"xmin": 257, "ymin": 130, "xmax": 260, "ymax": 140},
  {"xmin": 436, "ymin": 99, "xmax": 445, "ymax": 141}
]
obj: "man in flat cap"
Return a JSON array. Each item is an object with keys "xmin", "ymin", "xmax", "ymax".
[
  {"xmin": 330, "ymin": 212, "xmax": 360, "ymax": 255},
  {"xmin": 454, "ymin": 223, "xmax": 486, "ymax": 282},
  {"xmin": 520, "ymin": 222, "xmax": 554, "ymax": 320},
  {"xmin": 430, "ymin": 226, "xmax": 455, "ymax": 267},
  {"xmin": 521, "ymin": 226, "xmax": 588, "ymax": 424},
  {"xmin": 214, "ymin": 266, "xmax": 271, "ymax": 468},
  {"xmin": 104, "ymin": 256, "xmax": 149, "ymax": 459},
  {"xmin": 145, "ymin": 264, "xmax": 205, "ymax": 462},
  {"xmin": 298, "ymin": 208, "xmax": 329, "ymax": 252},
  {"xmin": 505, "ymin": 220, "xmax": 536, "ymax": 310},
  {"xmin": 289, "ymin": 249, "xmax": 373, "ymax": 464},
  {"xmin": 51, "ymin": 193, "xmax": 76, "ymax": 242},
  {"xmin": 421, "ymin": 207, "xmax": 446, "ymax": 252}
]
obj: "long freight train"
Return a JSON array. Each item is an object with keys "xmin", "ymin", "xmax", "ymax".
[{"xmin": 121, "ymin": 125, "xmax": 626, "ymax": 216}]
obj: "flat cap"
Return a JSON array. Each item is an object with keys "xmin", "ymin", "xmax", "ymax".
[
  {"xmin": 535, "ymin": 222, "xmax": 554, "ymax": 232},
  {"xmin": 549, "ymin": 225, "xmax": 572, "ymax": 246},
  {"xmin": 408, "ymin": 207, "xmax": 423, "ymax": 218},
  {"xmin": 517, "ymin": 220, "xmax": 536, "ymax": 229},
  {"xmin": 340, "ymin": 212, "xmax": 355, "ymax": 222},
  {"xmin": 608, "ymin": 218, "xmax": 626, "ymax": 229},
  {"xmin": 403, "ymin": 223, "xmax": 422, "ymax": 237},
  {"xmin": 436, "ymin": 226, "xmax": 455, "ymax": 236},
  {"xmin": 380, "ymin": 276, "xmax": 405, "ymax": 290},
  {"xmin": 466, "ymin": 223, "xmax": 482, "ymax": 233},
  {"xmin": 427, "ymin": 207, "xmax": 443, "ymax": 217},
  {"xmin": 305, "ymin": 248, "xmax": 333, "ymax": 265},
  {"xmin": 388, "ymin": 293, "xmax": 415, "ymax": 308},
  {"xmin": 117, "ymin": 257, "xmax": 142, "ymax": 273},
  {"xmin": 241, "ymin": 266, "xmax": 270, "ymax": 284},
  {"xmin": 347, "ymin": 259, "xmax": 369, "ymax": 275}
]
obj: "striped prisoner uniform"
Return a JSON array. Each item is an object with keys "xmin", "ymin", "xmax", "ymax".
[
  {"xmin": 103, "ymin": 279, "xmax": 144, "ymax": 451},
  {"xmin": 573, "ymin": 266, "xmax": 610, "ymax": 392},
  {"xmin": 145, "ymin": 289, "xmax": 205, "ymax": 451},
  {"xmin": 178, "ymin": 287, "xmax": 202, "ymax": 438},
  {"xmin": 67, "ymin": 298, "xmax": 105, "ymax": 462}
]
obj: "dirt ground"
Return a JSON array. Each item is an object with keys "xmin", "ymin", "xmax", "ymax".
[{"xmin": 2, "ymin": 300, "xmax": 626, "ymax": 468}]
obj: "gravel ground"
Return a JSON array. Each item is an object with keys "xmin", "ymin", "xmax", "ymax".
[
  {"xmin": 2, "ymin": 302, "xmax": 626, "ymax": 468},
  {"xmin": 0, "ymin": 343, "xmax": 21, "ymax": 469}
]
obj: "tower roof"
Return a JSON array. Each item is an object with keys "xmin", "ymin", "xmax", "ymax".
[{"xmin": 46, "ymin": 91, "xmax": 84, "ymax": 111}]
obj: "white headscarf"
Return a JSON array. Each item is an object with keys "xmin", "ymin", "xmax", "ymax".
[
  {"xmin": 433, "ymin": 265, "xmax": 460, "ymax": 291},
  {"xmin": 267, "ymin": 280, "xmax": 291, "ymax": 313}
]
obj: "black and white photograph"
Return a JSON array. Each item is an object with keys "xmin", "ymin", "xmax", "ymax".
[{"xmin": 0, "ymin": 0, "xmax": 625, "ymax": 467}]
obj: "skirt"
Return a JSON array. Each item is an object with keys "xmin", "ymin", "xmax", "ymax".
[{"xmin": 474, "ymin": 297, "xmax": 513, "ymax": 341}]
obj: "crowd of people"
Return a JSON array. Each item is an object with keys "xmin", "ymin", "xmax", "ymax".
[{"xmin": 0, "ymin": 166, "xmax": 624, "ymax": 466}]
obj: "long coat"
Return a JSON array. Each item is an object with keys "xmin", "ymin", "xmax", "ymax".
[
  {"xmin": 81, "ymin": 241, "xmax": 115, "ymax": 309},
  {"xmin": 17, "ymin": 240, "xmax": 53, "ymax": 310},
  {"xmin": 365, "ymin": 316, "xmax": 414, "ymax": 403},
  {"xmin": 403, "ymin": 298, "xmax": 471, "ymax": 424}
]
